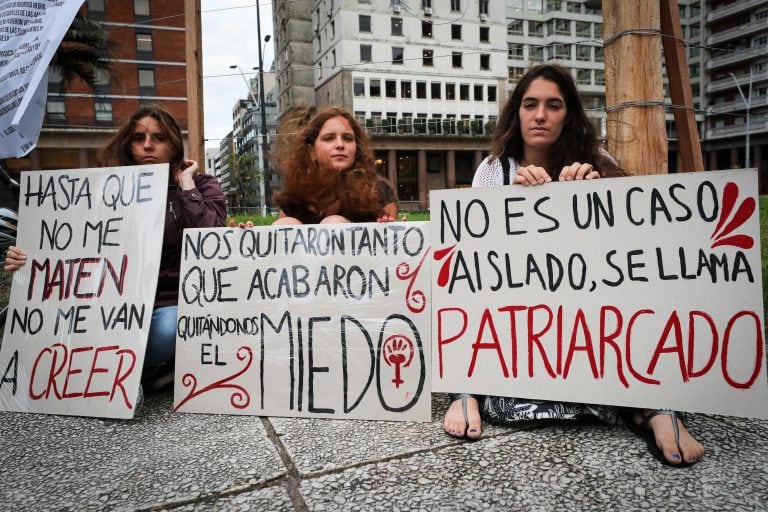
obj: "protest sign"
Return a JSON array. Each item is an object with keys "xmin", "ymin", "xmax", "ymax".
[
  {"xmin": 0, "ymin": 164, "xmax": 167, "ymax": 419},
  {"xmin": 173, "ymin": 222, "xmax": 432, "ymax": 421},
  {"xmin": 431, "ymin": 169, "xmax": 767, "ymax": 418},
  {"xmin": 0, "ymin": 0, "xmax": 84, "ymax": 158}
]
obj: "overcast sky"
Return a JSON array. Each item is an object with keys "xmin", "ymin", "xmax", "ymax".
[{"xmin": 201, "ymin": 0, "xmax": 274, "ymax": 150}]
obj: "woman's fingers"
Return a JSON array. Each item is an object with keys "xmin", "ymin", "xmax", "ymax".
[
  {"xmin": 560, "ymin": 162, "xmax": 600, "ymax": 181},
  {"xmin": 513, "ymin": 165, "xmax": 551, "ymax": 186},
  {"xmin": 4, "ymin": 245, "xmax": 26, "ymax": 273}
]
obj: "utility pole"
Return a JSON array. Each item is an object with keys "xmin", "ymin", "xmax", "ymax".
[
  {"xmin": 184, "ymin": 0, "xmax": 204, "ymax": 163},
  {"xmin": 255, "ymin": 2, "xmax": 270, "ymax": 214}
]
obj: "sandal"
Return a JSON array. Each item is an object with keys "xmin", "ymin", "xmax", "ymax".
[{"xmin": 625, "ymin": 409, "xmax": 693, "ymax": 468}]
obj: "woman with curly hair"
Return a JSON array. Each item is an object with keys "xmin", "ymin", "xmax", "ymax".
[{"xmin": 272, "ymin": 106, "xmax": 397, "ymax": 225}]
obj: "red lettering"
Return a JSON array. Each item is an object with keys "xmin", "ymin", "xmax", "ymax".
[
  {"xmin": 625, "ymin": 309, "xmax": 659, "ymax": 385},
  {"xmin": 111, "ymin": 349, "xmax": 137, "ymax": 409},
  {"xmin": 99, "ymin": 254, "xmax": 128, "ymax": 296},
  {"xmin": 83, "ymin": 345, "xmax": 116, "ymax": 398},
  {"xmin": 467, "ymin": 309, "xmax": 509, "ymax": 378},
  {"xmin": 599, "ymin": 306, "xmax": 629, "ymax": 388},
  {"xmin": 29, "ymin": 343, "xmax": 68, "ymax": 400},
  {"xmin": 498, "ymin": 305, "xmax": 527, "ymax": 378},
  {"xmin": 721, "ymin": 311, "xmax": 763, "ymax": 389},
  {"xmin": 562, "ymin": 308, "xmax": 598, "ymax": 379},
  {"xmin": 437, "ymin": 307, "xmax": 468, "ymax": 379},
  {"xmin": 527, "ymin": 305, "xmax": 556, "ymax": 378},
  {"xmin": 647, "ymin": 311, "xmax": 688, "ymax": 382},
  {"xmin": 73, "ymin": 258, "xmax": 100, "ymax": 299},
  {"xmin": 62, "ymin": 346, "xmax": 93, "ymax": 398},
  {"xmin": 687, "ymin": 311, "xmax": 718, "ymax": 378},
  {"xmin": 26, "ymin": 256, "xmax": 129, "ymax": 302}
]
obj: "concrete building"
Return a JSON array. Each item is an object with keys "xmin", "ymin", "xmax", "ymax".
[
  {"xmin": 264, "ymin": 0, "xmax": 767, "ymax": 206},
  {"xmin": 3, "ymin": 0, "xmax": 191, "ymax": 175}
]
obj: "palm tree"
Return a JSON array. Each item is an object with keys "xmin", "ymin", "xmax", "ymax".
[{"xmin": 49, "ymin": 12, "xmax": 112, "ymax": 89}]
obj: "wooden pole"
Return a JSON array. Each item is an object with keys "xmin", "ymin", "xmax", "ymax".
[
  {"xmin": 603, "ymin": 0, "xmax": 667, "ymax": 175},
  {"xmin": 660, "ymin": 0, "xmax": 704, "ymax": 172},
  {"xmin": 184, "ymin": 0, "xmax": 204, "ymax": 163}
]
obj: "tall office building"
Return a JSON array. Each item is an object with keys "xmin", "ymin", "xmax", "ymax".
[{"xmin": 4, "ymin": 0, "xmax": 191, "ymax": 174}]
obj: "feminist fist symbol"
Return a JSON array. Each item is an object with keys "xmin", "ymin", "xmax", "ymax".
[{"xmin": 382, "ymin": 334, "xmax": 415, "ymax": 388}]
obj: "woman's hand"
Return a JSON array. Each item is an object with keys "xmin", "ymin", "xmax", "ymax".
[
  {"xmin": 559, "ymin": 162, "xmax": 600, "ymax": 181},
  {"xmin": 513, "ymin": 165, "xmax": 551, "ymax": 186},
  {"xmin": 376, "ymin": 215, "xmax": 395, "ymax": 223},
  {"xmin": 4, "ymin": 246, "xmax": 26, "ymax": 273},
  {"xmin": 175, "ymin": 159, "xmax": 198, "ymax": 190}
]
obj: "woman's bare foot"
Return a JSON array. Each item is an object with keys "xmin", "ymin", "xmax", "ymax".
[
  {"xmin": 443, "ymin": 395, "xmax": 482, "ymax": 440},
  {"xmin": 637, "ymin": 409, "xmax": 704, "ymax": 465}
]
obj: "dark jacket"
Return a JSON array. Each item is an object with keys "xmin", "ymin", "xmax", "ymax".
[{"xmin": 155, "ymin": 173, "xmax": 226, "ymax": 307}]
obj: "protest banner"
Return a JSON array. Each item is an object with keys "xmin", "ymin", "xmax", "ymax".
[
  {"xmin": 431, "ymin": 169, "xmax": 768, "ymax": 419},
  {"xmin": 0, "ymin": 0, "xmax": 84, "ymax": 158},
  {"xmin": 173, "ymin": 222, "xmax": 432, "ymax": 421},
  {"xmin": 0, "ymin": 164, "xmax": 167, "ymax": 419}
]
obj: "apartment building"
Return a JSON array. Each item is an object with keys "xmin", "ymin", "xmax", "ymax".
[
  {"xmin": 4, "ymin": 0, "xmax": 190, "ymax": 174},
  {"xmin": 264, "ymin": 0, "xmax": 767, "ymax": 205}
]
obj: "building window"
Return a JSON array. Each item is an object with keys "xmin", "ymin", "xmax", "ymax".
[
  {"xmin": 529, "ymin": 45, "xmax": 544, "ymax": 61},
  {"xmin": 354, "ymin": 78, "xmax": 365, "ymax": 96},
  {"xmin": 95, "ymin": 101, "xmax": 113, "ymax": 123},
  {"xmin": 479, "ymin": 0, "xmax": 488, "ymax": 15},
  {"xmin": 508, "ymin": 43, "xmax": 524, "ymax": 59},
  {"xmin": 134, "ymin": 0, "xmax": 149, "ymax": 16},
  {"xmin": 554, "ymin": 43, "xmax": 570, "ymax": 60},
  {"xmin": 595, "ymin": 69, "xmax": 605, "ymax": 85},
  {"xmin": 136, "ymin": 33, "xmax": 152, "ymax": 53},
  {"xmin": 576, "ymin": 44, "xmax": 590, "ymax": 61},
  {"xmin": 508, "ymin": 20, "xmax": 523, "ymax": 35},
  {"xmin": 416, "ymin": 81, "xmax": 427, "ymax": 99},
  {"xmin": 46, "ymin": 99, "xmax": 65, "ymax": 123},
  {"xmin": 370, "ymin": 79, "xmax": 381, "ymax": 97},
  {"xmin": 138, "ymin": 68, "xmax": 155, "ymax": 89},
  {"xmin": 392, "ymin": 47, "xmax": 404, "ymax": 64},
  {"xmin": 332, "ymin": 49, "xmax": 337, "ymax": 67},
  {"xmin": 386, "ymin": 80, "xmax": 397, "ymax": 98},
  {"xmin": 359, "ymin": 15, "xmax": 371, "ymax": 32},
  {"xmin": 452, "ymin": 52, "xmax": 462, "ymax": 68},
  {"xmin": 529, "ymin": 20, "xmax": 544, "ymax": 37},
  {"xmin": 423, "ymin": 49, "xmax": 433, "ymax": 66},
  {"xmin": 576, "ymin": 20, "xmax": 590, "ymax": 37},
  {"xmin": 577, "ymin": 68, "xmax": 591, "ymax": 85},
  {"xmin": 422, "ymin": 0, "xmax": 432, "ymax": 8},
  {"xmin": 422, "ymin": 20, "xmax": 433, "ymax": 38},
  {"xmin": 594, "ymin": 46, "xmax": 604, "ymax": 62},
  {"xmin": 474, "ymin": 84, "xmax": 483, "ymax": 101},
  {"xmin": 460, "ymin": 84, "xmax": 470, "ymax": 100},
  {"xmin": 451, "ymin": 0, "xmax": 461, "ymax": 10},
  {"xmin": 451, "ymin": 24, "xmax": 462, "ymax": 40},
  {"xmin": 488, "ymin": 85, "xmax": 497, "ymax": 102},
  {"xmin": 391, "ymin": 17, "xmax": 403, "ymax": 36},
  {"xmin": 430, "ymin": 82, "xmax": 441, "ymax": 99},
  {"xmin": 594, "ymin": 23, "xmax": 603, "ymax": 38},
  {"xmin": 87, "ymin": 0, "xmax": 104, "ymax": 12},
  {"xmin": 360, "ymin": 44, "xmax": 372, "ymax": 62},
  {"xmin": 401, "ymin": 80, "xmax": 412, "ymax": 98},
  {"xmin": 480, "ymin": 53, "xmax": 490, "ymax": 70},
  {"xmin": 480, "ymin": 26, "xmax": 490, "ymax": 42},
  {"xmin": 509, "ymin": 67, "xmax": 525, "ymax": 81},
  {"xmin": 446, "ymin": 83, "xmax": 456, "ymax": 100},
  {"xmin": 331, "ymin": 21, "xmax": 335, "ymax": 38},
  {"xmin": 554, "ymin": 19, "xmax": 570, "ymax": 35}
]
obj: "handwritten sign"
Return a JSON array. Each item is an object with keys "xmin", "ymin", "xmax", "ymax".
[
  {"xmin": 0, "ymin": 165, "xmax": 167, "ymax": 419},
  {"xmin": 0, "ymin": 0, "xmax": 84, "ymax": 158},
  {"xmin": 173, "ymin": 222, "xmax": 432, "ymax": 421},
  {"xmin": 430, "ymin": 169, "xmax": 767, "ymax": 419}
]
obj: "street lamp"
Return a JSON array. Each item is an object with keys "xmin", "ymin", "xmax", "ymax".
[
  {"xmin": 230, "ymin": 63, "xmax": 265, "ymax": 213},
  {"xmin": 730, "ymin": 69, "xmax": 753, "ymax": 169}
]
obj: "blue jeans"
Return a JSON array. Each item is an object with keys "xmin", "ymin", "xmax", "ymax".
[{"xmin": 144, "ymin": 305, "xmax": 178, "ymax": 368}]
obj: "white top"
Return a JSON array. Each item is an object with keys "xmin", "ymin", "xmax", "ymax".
[{"xmin": 471, "ymin": 148, "xmax": 617, "ymax": 188}]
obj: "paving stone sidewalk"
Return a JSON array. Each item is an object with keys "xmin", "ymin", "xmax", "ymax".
[{"xmin": 2, "ymin": 391, "xmax": 767, "ymax": 511}]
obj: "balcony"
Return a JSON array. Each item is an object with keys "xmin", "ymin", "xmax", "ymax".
[
  {"xmin": 707, "ymin": 69, "xmax": 768, "ymax": 93},
  {"xmin": 705, "ymin": 120, "xmax": 768, "ymax": 140},
  {"xmin": 364, "ymin": 118, "xmax": 496, "ymax": 137},
  {"xmin": 707, "ymin": 18, "xmax": 768, "ymax": 46},
  {"xmin": 710, "ymin": 95, "xmax": 768, "ymax": 114},
  {"xmin": 707, "ymin": 0, "xmax": 766, "ymax": 23},
  {"xmin": 706, "ymin": 45, "xmax": 768, "ymax": 70}
]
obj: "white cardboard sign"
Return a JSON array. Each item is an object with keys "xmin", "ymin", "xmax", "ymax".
[
  {"xmin": 0, "ymin": 165, "xmax": 167, "ymax": 419},
  {"xmin": 430, "ymin": 169, "xmax": 768, "ymax": 419},
  {"xmin": 173, "ymin": 222, "xmax": 432, "ymax": 421}
]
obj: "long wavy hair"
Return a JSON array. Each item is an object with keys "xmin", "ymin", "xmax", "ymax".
[
  {"xmin": 99, "ymin": 104, "xmax": 185, "ymax": 175},
  {"xmin": 272, "ymin": 106, "xmax": 384, "ymax": 223},
  {"xmin": 491, "ymin": 64, "xmax": 624, "ymax": 179}
]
